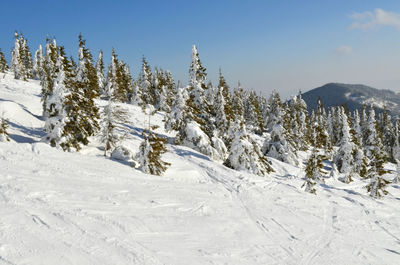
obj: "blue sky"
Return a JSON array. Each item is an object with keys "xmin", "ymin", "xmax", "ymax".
[{"xmin": 1, "ymin": 0, "xmax": 400, "ymax": 98}]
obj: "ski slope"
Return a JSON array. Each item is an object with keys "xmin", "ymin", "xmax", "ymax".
[{"xmin": 0, "ymin": 72, "xmax": 400, "ymax": 264}]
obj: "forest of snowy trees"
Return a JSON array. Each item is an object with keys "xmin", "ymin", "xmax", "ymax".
[{"xmin": 1, "ymin": 31, "xmax": 399, "ymax": 198}]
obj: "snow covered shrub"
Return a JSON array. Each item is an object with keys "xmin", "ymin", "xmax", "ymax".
[
  {"xmin": 0, "ymin": 117, "xmax": 10, "ymax": 142},
  {"xmin": 111, "ymin": 146, "xmax": 136, "ymax": 164}
]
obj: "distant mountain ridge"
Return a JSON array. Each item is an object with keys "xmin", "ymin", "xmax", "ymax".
[{"xmin": 301, "ymin": 83, "xmax": 400, "ymax": 115}]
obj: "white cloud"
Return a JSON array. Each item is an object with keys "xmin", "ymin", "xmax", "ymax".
[
  {"xmin": 334, "ymin": 45, "xmax": 352, "ymax": 55},
  {"xmin": 350, "ymin": 8, "xmax": 400, "ymax": 30}
]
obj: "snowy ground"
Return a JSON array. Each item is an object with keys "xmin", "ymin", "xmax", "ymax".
[{"xmin": 0, "ymin": 72, "xmax": 400, "ymax": 264}]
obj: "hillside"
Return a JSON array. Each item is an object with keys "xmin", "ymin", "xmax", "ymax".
[
  {"xmin": 301, "ymin": 83, "xmax": 400, "ymax": 114},
  {"xmin": 1, "ymin": 72, "xmax": 400, "ymax": 264}
]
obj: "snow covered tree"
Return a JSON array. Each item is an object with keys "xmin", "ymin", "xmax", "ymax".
[
  {"xmin": 363, "ymin": 106, "xmax": 389, "ymax": 198},
  {"xmin": 263, "ymin": 94, "xmax": 298, "ymax": 166},
  {"xmin": 76, "ymin": 34, "xmax": 99, "ymax": 98},
  {"xmin": 164, "ymin": 70, "xmax": 175, "ymax": 110},
  {"xmin": 187, "ymin": 45, "xmax": 212, "ymax": 123},
  {"xmin": 171, "ymin": 45, "xmax": 225, "ymax": 160},
  {"xmin": 33, "ymin": 45, "xmax": 43, "ymax": 80},
  {"xmin": 379, "ymin": 108, "xmax": 395, "ymax": 161},
  {"xmin": 224, "ymin": 120, "xmax": 274, "ymax": 176},
  {"xmin": 365, "ymin": 146, "xmax": 390, "ymax": 198},
  {"xmin": 0, "ymin": 49, "xmax": 8, "ymax": 73},
  {"xmin": 96, "ymin": 50, "xmax": 106, "ymax": 96},
  {"xmin": 44, "ymin": 38, "xmax": 98, "ymax": 151},
  {"xmin": 214, "ymin": 85, "xmax": 228, "ymax": 137},
  {"xmin": 135, "ymin": 125, "xmax": 170, "ymax": 176},
  {"xmin": 392, "ymin": 118, "xmax": 400, "ymax": 161},
  {"xmin": 302, "ymin": 148, "xmax": 326, "ymax": 194},
  {"xmin": 288, "ymin": 93, "xmax": 310, "ymax": 151},
  {"xmin": 334, "ymin": 107, "xmax": 356, "ymax": 183},
  {"xmin": 364, "ymin": 106, "xmax": 386, "ymax": 161},
  {"xmin": 131, "ymin": 79, "xmax": 143, "ymax": 106},
  {"xmin": 75, "ymin": 34, "xmax": 100, "ymax": 140},
  {"xmin": 105, "ymin": 48, "xmax": 119, "ymax": 99},
  {"xmin": 43, "ymin": 46, "xmax": 71, "ymax": 148},
  {"xmin": 232, "ymin": 84, "xmax": 245, "ymax": 121},
  {"xmin": 139, "ymin": 56, "xmax": 155, "ymax": 106},
  {"xmin": 114, "ymin": 60, "xmax": 131, "ymax": 102},
  {"xmin": 310, "ymin": 98, "xmax": 331, "ymax": 154},
  {"xmin": 218, "ymin": 69, "xmax": 234, "ymax": 125},
  {"xmin": 99, "ymin": 97, "xmax": 130, "ymax": 156},
  {"xmin": 352, "ymin": 110, "xmax": 363, "ymax": 148},
  {"xmin": 360, "ymin": 104, "xmax": 369, "ymax": 146},
  {"xmin": 11, "ymin": 32, "xmax": 33, "ymax": 81},
  {"xmin": 0, "ymin": 116, "xmax": 10, "ymax": 142},
  {"xmin": 153, "ymin": 68, "xmax": 170, "ymax": 112},
  {"xmin": 244, "ymin": 91, "xmax": 264, "ymax": 134},
  {"xmin": 41, "ymin": 37, "xmax": 58, "ymax": 118},
  {"xmin": 164, "ymin": 86, "xmax": 188, "ymax": 132}
]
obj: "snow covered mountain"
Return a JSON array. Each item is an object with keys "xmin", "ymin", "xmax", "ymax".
[
  {"xmin": 1, "ymin": 73, "xmax": 400, "ymax": 264},
  {"xmin": 301, "ymin": 83, "xmax": 400, "ymax": 114}
]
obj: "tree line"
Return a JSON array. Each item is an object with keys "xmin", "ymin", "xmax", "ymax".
[{"xmin": 0, "ymin": 32, "xmax": 399, "ymax": 198}]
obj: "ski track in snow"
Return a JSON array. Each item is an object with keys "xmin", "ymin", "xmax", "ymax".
[{"xmin": 1, "ymin": 73, "xmax": 400, "ymax": 264}]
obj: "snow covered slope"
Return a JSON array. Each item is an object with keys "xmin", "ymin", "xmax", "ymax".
[{"xmin": 1, "ymin": 72, "xmax": 400, "ymax": 265}]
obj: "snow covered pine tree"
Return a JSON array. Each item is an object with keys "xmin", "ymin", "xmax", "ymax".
[{"xmin": 136, "ymin": 125, "xmax": 170, "ymax": 176}]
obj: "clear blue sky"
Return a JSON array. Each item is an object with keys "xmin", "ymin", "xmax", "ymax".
[{"xmin": 1, "ymin": 0, "xmax": 400, "ymax": 98}]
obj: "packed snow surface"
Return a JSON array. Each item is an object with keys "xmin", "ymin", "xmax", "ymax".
[{"xmin": 1, "ymin": 72, "xmax": 400, "ymax": 264}]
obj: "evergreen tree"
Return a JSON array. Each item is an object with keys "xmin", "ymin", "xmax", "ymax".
[
  {"xmin": 214, "ymin": 85, "xmax": 228, "ymax": 138},
  {"xmin": 288, "ymin": 93, "xmax": 310, "ymax": 151},
  {"xmin": 302, "ymin": 148, "xmax": 326, "ymax": 194},
  {"xmin": 41, "ymin": 37, "xmax": 58, "ymax": 118},
  {"xmin": 135, "ymin": 125, "xmax": 170, "ymax": 176},
  {"xmin": 263, "ymin": 94, "xmax": 298, "ymax": 166},
  {"xmin": 131, "ymin": 79, "xmax": 144, "ymax": 106},
  {"xmin": 326, "ymin": 108, "xmax": 335, "ymax": 144},
  {"xmin": 0, "ymin": 49, "xmax": 9, "ymax": 73},
  {"xmin": 334, "ymin": 107, "xmax": 356, "ymax": 183},
  {"xmin": 392, "ymin": 118, "xmax": 400, "ymax": 161},
  {"xmin": 33, "ymin": 45, "xmax": 43, "ymax": 79},
  {"xmin": 173, "ymin": 45, "xmax": 225, "ymax": 160},
  {"xmin": 224, "ymin": 120, "xmax": 274, "ymax": 176},
  {"xmin": 379, "ymin": 108, "xmax": 395, "ymax": 161},
  {"xmin": 165, "ymin": 86, "xmax": 188, "ymax": 132},
  {"xmin": 99, "ymin": 97, "xmax": 130, "ymax": 156},
  {"xmin": 218, "ymin": 69, "xmax": 234, "ymax": 124},
  {"xmin": 114, "ymin": 60, "xmax": 131, "ymax": 102},
  {"xmin": 139, "ymin": 56, "xmax": 155, "ymax": 106},
  {"xmin": 164, "ymin": 70, "xmax": 175, "ymax": 111},
  {"xmin": 364, "ymin": 107, "xmax": 390, "ymax": 198},
  {"xmin": 96, "ymin": 50, "xmax": 106, "ymax": 96},
  {"xmin": 153, "ymin": 68, "xmax": 170, "ymax": 111},
  {"xmin": 105, "ymin": 48, "xmax": 119, "ymax": 99},
  {"xmin": 244, "ymin": 91, "xmax": 264, "ymax": 134},
  {"xmin": 360, "ymin": 104, "xmax": 369, "ymax": 146},
  {"xmin": 11, "ymin": 32, "xmax": 33, "ymax": 81},
  {"xmin": 310, "ymin": 98, "xmax": 331, "ymax": 154},
  {"xmin": 352, "ymin": 109, "xmax": 363, "ymax": 147},
  {"xmin": 43, "ymin": 46, "xmax": 71, "ymax": 148},
  {"xmin": 364, "ymin": 106, "xmax": 386, "ymax": 161},
  {"xmin": 232, "ymin": 84, "xmax": 245, "ymax": 121},
  {"xmin": 75, "ymin": 34, "xmax": 100, "ymax": 141},
  {"xmin": 365, "ymin": 146, "xmax": 390, "ymax": 198},
  {"xmin": 0, "ymin": 116, "xmax": 10, "ymax": 142}
]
